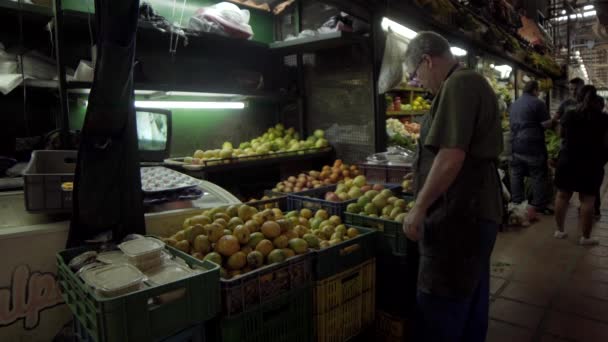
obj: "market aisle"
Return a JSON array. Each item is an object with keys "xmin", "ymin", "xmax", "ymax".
[{"xmin": 486, "ymin": 199, "xmax": 608, "ymax": 341}]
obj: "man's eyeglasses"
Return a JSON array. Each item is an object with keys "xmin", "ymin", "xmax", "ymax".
[{"xmin": 411, "ymin": 57, "xmax": 425, "ymax": 79}]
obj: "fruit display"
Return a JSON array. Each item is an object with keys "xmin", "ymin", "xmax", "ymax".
[
  {"xmin": 401, "ymin": 177, "xmax": 413, "ymax": 193},
  {"xmin": 322, "ymin": 175, "xmax": 387, "ymax": 202},
  {"xmin": 409, "ymin": 96, "xmax": 431, "ymax": 111},
  {"xmin": 184, "ymin": 124, "xmax": 329, "ymax": 165},
  {"xmin": 161, "ymin": 204, "xmax": 360, "ymax": 279},
  {"xmin": 345, "ymin": 187, "xmax": 414, "ymax": 223},
  {"xmin": 271, "ymin": 160, "xmax": 360, "ymax": 193},
  {"xmin": 387, "ymin": 119, "xmax": 420, "ymax": 149}
]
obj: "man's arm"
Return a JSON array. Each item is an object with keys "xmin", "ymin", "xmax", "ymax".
[
  {"xmin": 415, "ymin": 148, "xmax": 465, "ymax": 211},
  {"xmin": 404, "ymin": 148, "xmax": 465, "ymax": 241}
]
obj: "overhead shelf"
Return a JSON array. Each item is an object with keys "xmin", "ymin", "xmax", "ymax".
[
  {"xmin": 0, "ymin": 0, "xmax": 52, "ymax": 16},
  {"xmin": 166, "ymin": 148, "xmax": 334, "ymax": 175},
  {"xmin": 270, "ymin": 31, "xmax": 369, "ymax": 55}
]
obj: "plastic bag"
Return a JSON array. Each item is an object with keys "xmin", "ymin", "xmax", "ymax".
[
  {"xmin": 378, "ymin": 31, "xmax": 408, "ymax": 94},
  {"xmin": 189, "ymin": 2, "xmax": 253, "ymax": 39}
]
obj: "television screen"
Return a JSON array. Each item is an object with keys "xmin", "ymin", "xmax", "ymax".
[{"xmin": 135, "ymin": 108, "xmax": 172, "ymax": 161}]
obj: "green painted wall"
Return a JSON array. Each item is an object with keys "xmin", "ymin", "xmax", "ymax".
[
  {"xmin": 62, "ymin": 0, "xmax": 274, "ymax": 43},
  {"xmin": 69, "ymin": 100, "xmax": 277, "ymax": 157}
]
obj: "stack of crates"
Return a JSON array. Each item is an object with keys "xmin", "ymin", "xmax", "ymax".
[{"xmin": 311, "ymin": 225, "xmax": 377, "ymax": 341}]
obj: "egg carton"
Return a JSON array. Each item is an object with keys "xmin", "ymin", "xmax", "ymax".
[{"xmin": 140, "ymin": 166, "xmax": 201, "ymax": 193}]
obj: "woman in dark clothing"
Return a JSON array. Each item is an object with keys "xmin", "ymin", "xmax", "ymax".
[{"xmin": 554, "ymin": 85, "xmax": 608, "ymax": 245}]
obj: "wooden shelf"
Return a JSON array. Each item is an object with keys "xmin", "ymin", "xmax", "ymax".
[
  {"xmin": 386, "ymin": 110, "xmax": 428, "ymax": 116},
  {"xmin": 270, "ymin": 31, "xmax": 369, "ymax": 55}
]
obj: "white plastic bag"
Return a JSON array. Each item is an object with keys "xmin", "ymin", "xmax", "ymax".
[
  {"xmin": 378, "ymin": 31, "xmax": 408, "ymax": 94},
  {"xmin": 189, "ymin": 2, "xmax": 253, "ymax": 39}
]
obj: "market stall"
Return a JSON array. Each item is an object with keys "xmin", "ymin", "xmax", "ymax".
[{"xmin": 0, "ymin": 0, "xmax": 564, "ymax": 341}]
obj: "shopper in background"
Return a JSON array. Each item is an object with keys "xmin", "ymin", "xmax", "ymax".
[
  {"xmin": 556, "ymin": 77, "xmax": 585, "ymax": 120},
  {"xmin": 508, "ymin": 80, "xmax": 556, "ymax": 216},
  {"xmin": 554, "ymin": 85, "xmax": 608, "ymax": 245},
  {"xmin": 402, "ymin": 31, "xmax": 503, "ymax": 342}
]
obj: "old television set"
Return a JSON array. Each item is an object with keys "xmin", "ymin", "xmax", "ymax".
[{"xmin": 136, "ymin": 108, "xmax": 172, "ymax": 162}]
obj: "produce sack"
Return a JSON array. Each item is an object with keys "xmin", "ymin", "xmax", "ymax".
[
  {"xmin": 378, "ymin": 31, "xmax": 408, "ymax": 94},
  {"xmin": 189, "ymin": 2, "xmax": 253, "ymax": 39},
  {"xmin": 67, "ymin": 0, "xmax": 145, "ymax": 247}
]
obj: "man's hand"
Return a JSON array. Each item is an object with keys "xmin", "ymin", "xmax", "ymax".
[{"xmin": 403, "ymin": 205, "xmax": 427, "ymax": 241}]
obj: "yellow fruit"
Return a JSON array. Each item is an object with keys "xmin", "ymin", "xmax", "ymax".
[
  {"xmin": 281, "ymin": 248, "xmax": 296, "ymax": 259},
  {"xmin": 214, "ymin": 218, "xmax": 228, "ymax": 229},
  {"xmin": 300, "ymin": 208, "xmax": 313, "ymax": 219},
  {"xmin": 288, "ymin": 238, "xmax": 309, "ymax": 254},
  {"xmin": 319, "ymin": 241, "xmax": 330, "ymax": 248},
  {"xmin": 216, "ymin": 235, "xmax": 240, "ymax": 257},
  {"xmin": 329, "ymin": 239, "xmax": 341, "ymax": 246},
  {"xmin": 255, "ymin": 239, "xmax": 274, "ymax": 257},
  {"xmin": 204, "ymin": 252, "xmax": 222, "ymax": 266},
  {"xmin": 298, "ymin": 217, "xmax": 310, "ymax": 228},
  {"xmin": 315, "ymin": 210, "xmax": 329, "ymax": 220},
  {"xmin": 284, "ymin": 230, "xmax": 299, "ymax": 240},
  {"xmin": 328, "ymin": 215, "xmax": 341, "ymax": 226},
  {"xmin": 293, "ymin": 225, "xmax": 309, "ymax": 238},
  {"xmin": 193, "ymin": 235, "xmax": 211, "ymax": 254},
  {"xmin": 247, "ymin": 251, "xmax": 264, "ymax": 268},
  {"xmin": 244, "ymin": 220, "xmax": 260, "ymax": 233},
  {"xmin": 347, "ymin": 228, "xmax": 359, "ymax": 238},
  {"xmin": 238, "ymin": 205, "xmax": 258, "ymax": 222},
  {"xmin": 276, "ymin": 219, "xmax": 292, "ymax": 233},
  {"xmin": 226, "ymin": 251, "xmax": 247, "ymax": 270},
  {"xmin": 272, "ymin": 208, "xmax": 283, "ymax": 219},
  {"xmin": 241, "ymin": 246, "xmax": 253, "ymax": 255},
  {"xmin": 175, "ymin": 240, "xmax": 190, "ymax": 253},
  {"xmin": 302, "ymin": 234, "xmax": 320, "ymax": 249},
  {"xmin": 233, "ymin": 225, "xmax": 251, "ymax": 244},
  {"xmin": 335, "ymin": 225, "xmax": 347, "ymax": 236},
  {"xmin": 273, "ymin": 235, "xmax": 289, "ymax": 249},
  {"xmin": 261, "ymin": 221, "xmax": 281, "ymax": 239},
  {"xmin": 267, "ymin": 249, "xmax": 286, "ymax": 264},
  {"xmin": 252, "ymin": 213, "xmax": 265, "ymax": 226},
  {"xmin": 191, "ymin": 252, "xmax": 204, "ymax": 260},
  {"xmin": 173, "ymin": 230, "xmax": 186, "ymax": 242},
  {"xmin": 247, "ymin": 232, "xmax": 265, "ymax": 248},
  {"xmin": 208, "ymin": 223, "xmax": 225, "ymax": 243},
  {"xmin": 187, "ymin": 224, "xmax": 205, "ymax": 244},
  {"xmin": 228, "ymin": 217, "xmax": 244, "ymax": 230},
  {"xmin": 189, "ymin": 215, "xmax": 211, "ymax": 226}
]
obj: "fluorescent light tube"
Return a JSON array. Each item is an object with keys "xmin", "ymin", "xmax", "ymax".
[
  {"xmin": 584, "ymin": 5, "xmax": 594, "ymax": 10},
  {"xmin": 450, "ymin": 46, "xmax": 467, "ymax": 56},
  {"xmin": 381, "ymin": 17, "xmax": 417, "ymax": 39}
]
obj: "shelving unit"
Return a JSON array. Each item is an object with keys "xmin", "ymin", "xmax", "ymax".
[
  {"xmin": 386, "ymin": 110, "xmax": 428, "ymax": 117},
  {"xmin": 270, "ymin": 31, "xmax": 370, "ymax": 55}
]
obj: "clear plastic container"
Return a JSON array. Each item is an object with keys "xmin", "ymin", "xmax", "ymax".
[
  {"xmin": 119, "ymin": 237, "xmax": 165, "ymax": 263},
  {"xmin": 146, "ymin": 262, "xmax": 193, "ymax": 286},
  {"xmin": 132, "ymin": 256, "xmax": 164, "ymax": 272},
  {"xmin": 81, "ymin": 264, "xmax": 146, "ymax": 297},
  {"xmin": 97, "ymin": 250, "xmax": 130, "ymax": 265}
]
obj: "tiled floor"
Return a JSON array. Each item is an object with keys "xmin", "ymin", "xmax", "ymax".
[{"xmin": 487, "ymin": 205, "xmax": 608, "ymax": 342}]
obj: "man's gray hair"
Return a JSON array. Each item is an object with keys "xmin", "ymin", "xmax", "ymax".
[{"xmin": 404, "ymin": 31, "xmax": 452, "ymax": 73}]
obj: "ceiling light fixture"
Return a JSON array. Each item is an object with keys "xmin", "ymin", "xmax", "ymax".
[
  {"xmin": 381, "ymin": 17, "xmax": 417, "ymax": 39},
  {"xmin": 450, "ymin": 46, "xmax": 468, "ymax": 56}
]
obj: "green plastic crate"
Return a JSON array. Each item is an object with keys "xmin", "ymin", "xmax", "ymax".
[
  {"xmin": 344, "ymin": 213, "xmax": 416, "ymax": 257},
  {"xmin": 57, "ymin": 244, "xmax": 220, "ymax": 342},
  {"xmin": 208, "ymin": 285, "xmax": 313, "ymax": 342},
  {"xmin": 312, "ymin": 226, "xmax": 376, "ymax": 280}
]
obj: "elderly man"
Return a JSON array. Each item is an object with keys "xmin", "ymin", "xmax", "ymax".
[{"xmin": 402, "ymin": 32, "xmax": 503, "ymax": 342}]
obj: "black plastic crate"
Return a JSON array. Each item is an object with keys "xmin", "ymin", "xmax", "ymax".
[
  {"xmin": 73, "ymin": 319, "xmax": 206, "ymax": 342},
  {"xmin": 221, "ymin": 252, "xmax": 313, "ymax": 316},
  {"xmin": 287, "ymin": 184, "xmax": 401, "ymax": 219},
  {"xmin": 207, "ymin": 285, "xmax": 313, "ymax": 342},
  {"xmin": 312, "ymin": 226, "xmax": 376, "ymax": 280},
  {"xmin": 344, "ymin": 213, "xmax": 416, "ymax": 257}
]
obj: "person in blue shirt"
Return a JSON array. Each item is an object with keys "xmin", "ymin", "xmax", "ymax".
[{"xmin": 509, "ymin": 80, "xmax": 557, "ymax": 214}]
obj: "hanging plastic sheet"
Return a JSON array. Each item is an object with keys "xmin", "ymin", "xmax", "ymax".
[{"xmin": 67, "ymin": 0, "xmax": 145, "ymax": 247}]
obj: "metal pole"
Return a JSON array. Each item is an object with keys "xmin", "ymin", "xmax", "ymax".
[
  {"xmin": 53, "ymin": 0, "xmax": 70, "ymax": 149},
  {"xmin": 566, "ymin": 12, "xmax": 571, "ymax": 80},
  {"xmin": 371, "ymin": 9, "xmax": 386, "ymax": 153},
  {"xmin": 296, "ymin": 0, "xmax": 307, "ymax": 138}
]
